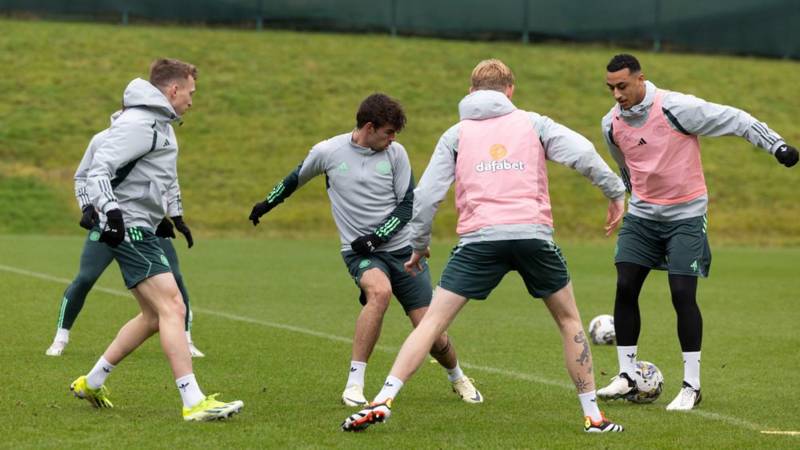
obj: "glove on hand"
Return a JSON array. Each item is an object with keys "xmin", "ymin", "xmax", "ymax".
[
  {"xmin": 774, "ymin": 144, "xmax": 798, "ymax": 167},
  {"xmin": 351, "ymin": 233, "xmax": 383, "ymax": 255},
  {"xmin": 155, "ymin": 218, "xmax": 176, "ymax": 239},
  {"xmin": 99, "ymin": 209, "xmax": 125, "ymax": 248},
  {"xmin": 79, "ymin": 205, "xmax": 99, "ymax": 230},
  {"xmin": 171, "ymin": 215, "xmax": 193, "ymax": 248},
  {"xmin": 249, "ymin": 201, "xmax": 274, "ymax": 226}
]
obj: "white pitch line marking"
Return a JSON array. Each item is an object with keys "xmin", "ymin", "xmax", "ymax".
[{"xmin": 0, "ymin": 263, "xmax": 773, "ymax": 433}]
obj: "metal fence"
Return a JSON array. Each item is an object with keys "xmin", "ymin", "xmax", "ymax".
[{"xmin": 1, "ymin": 0, "xmax": 797, "ymax": 58}]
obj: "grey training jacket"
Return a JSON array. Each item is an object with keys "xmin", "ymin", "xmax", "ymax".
[
  {"xmin": 86, "ymin": 79, "xmax": 183, "ymax": 230},
  {"xmin": 294, "ymin": 133, "xmax": 414, "ymax": 252}
]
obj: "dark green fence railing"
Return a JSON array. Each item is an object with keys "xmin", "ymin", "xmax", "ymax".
[{"xmin": 1, "ymin": 0, "xmax": 797, "ymax": 59}]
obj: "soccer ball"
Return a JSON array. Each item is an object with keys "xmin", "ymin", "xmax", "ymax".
[
  {"xmin": 628, "ymin": 361, "xmax": 664, "ymax": 403},
  {"xmin": 588, "ymin": 314, "xmax": 615, "ymax": 345}
]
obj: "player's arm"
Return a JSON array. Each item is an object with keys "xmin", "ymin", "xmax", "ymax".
[
  {"xmin": 248, "ymin": 147, "xmax": 326, "ymax": 226},
  {"xmin": 351, "ymin": 147, "xmax": 415, "ymax": 255},
  {"xmin": 664, "ymin": 92, "xmax": 797, "ymax": 167},
  {"xmin": 536, "ymin": 113, "xmax": 626, "ymax": 200},
  {"xmin": 408, "ymin": 124, "xmax": 458, "ymax": 252},
  {"xmin": 75, "ymin": 131, "xmax": 105, "ymax": 229},
  {"xmin": 536, "ymin": 113, "xmax": 626, "ymax": 235},
  {"xmin": 163, "ymin": 178, "xmax": 194, "ymax": 248},
  {"xmin": 86, "ymin": 117, "xmax": 156, "ymax": 246}
]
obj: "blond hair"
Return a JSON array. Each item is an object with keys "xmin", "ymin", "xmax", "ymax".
[{"xmin": 470, "ymin": 59, "xmax": 514, "ymax": 91}]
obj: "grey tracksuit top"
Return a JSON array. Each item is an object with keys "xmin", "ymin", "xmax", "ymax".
[
  {"xmin": 86, "ymin": 78, "xmax": 183, "ymax": 230},
  {"xmin": 602, "ymin": 80, "xmax": 786, "ymax": 221},
  {"xmin": 75, "ymin": 111, "xmax": 183, "ymax": 218},
  {"xmin": 262, "ymin": 132, "xmax": 415, "ymax": 253},
  {"xmin": 409, "ymin": 90, "xmax": 626, "ymax": 250}
]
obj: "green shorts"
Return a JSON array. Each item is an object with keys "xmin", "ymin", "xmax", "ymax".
[
  {"xmin": 615, "ymin": 213, "xmax": 711, "ymax": 277},
  {"xmin": 439, "ymin": 239, "xmax": 570, "ymax": 300},
  {"xmin": 342, "ymin": 246, "xmax": 432, "ymax": 314},
  {"xmin": 89, "ymin": 226, "xmax": 172, "ymax": 289}
]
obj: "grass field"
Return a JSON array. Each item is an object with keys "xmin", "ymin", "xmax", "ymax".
[
  {"xmin": 1, "ymin": 235, "xmax": 798, "ymax": 448},
  {"xmin": 1, "ymin": 18, "xmax": 799, "ymax": 243}
]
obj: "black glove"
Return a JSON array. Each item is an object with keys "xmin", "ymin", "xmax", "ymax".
[
  {"xmin": 350, "ymin": 233, "xmax": 383, "ymax": 255},
  {"xmin": 99, "ymin": 209, "xmax": 125, "ymax": 248},
  {"xmin": 774, "ymin": 144, "xmax": 798, "ymax": 168},
  {"xmin": 171, "ymin": 215, "xmax": 193, "ymax": 248},
  {"xmin": 79, "ymin": 205, "xmax": 99, "ymax": 230},
  {"xmin": 155, "ymin": 218, "xmax": 176, "ymax": 239},
  {"xmin": 249, "ymin": 201, "xmax": 274, "ymax": 226}
]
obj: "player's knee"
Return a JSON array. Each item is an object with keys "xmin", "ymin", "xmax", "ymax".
[
  {"xmin": 74, "ymin": 273, "xmax": 98, "ymax": 290},
  {"xmin": 363, "ymin": 287, "xmax": 392, "ymax": 310},
  {"xmin": 616, "ymin": 276, "xmax": 640, "ymax": 300},
  {"xmin": 160, "ymin": 293, "xmax": 186, "ymax": 320}
]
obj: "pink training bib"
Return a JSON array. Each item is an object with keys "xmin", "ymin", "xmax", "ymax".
[
  {"xmin": 612, "ymin": 91, "xmax": 706, "ymax": 205},
  {"xmin": 455, "ymin": 109, "xmax": 553, "ymax": 234}
]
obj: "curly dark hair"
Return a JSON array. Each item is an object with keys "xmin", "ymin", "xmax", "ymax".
[
  {"xmin": 356, "ymin": 93, "xmax": 407, "ymax": 131},
  {"xmin": 607, "ymin": 54, "xmax": 641, "ymax": 73}
]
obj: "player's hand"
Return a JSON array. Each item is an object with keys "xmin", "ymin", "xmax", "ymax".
[
  {"xmin": 79, "ymin": 205, "xmax": 99, "ymax": 230},
  {"xmin": 99, "ymin": 209, "xmax": 125, "ymax": 248},
  {"xmin": 155, "ymin": 218, "xmax": 176, "ymax": 239},
  {"xmin": 605, "ymin": 197, "xmax": 625, "ymax": 237},
  {"xmin": 171, "ymin": 216, "xmax": 194, "ymax": 248},
  {"xmin": 249, "ymin": 201, "xmax": 273, "ymax": 226},
  {"xmin": 404, "ymin": 248, "xmax": 430, "ymax": 276},
  {"xmin": 774, "ymin": 144, "xmax": 798, "ymax": 167},
  {"xmin": 351, "ymin": 233, "xmax": 382, "ymax": 255}
]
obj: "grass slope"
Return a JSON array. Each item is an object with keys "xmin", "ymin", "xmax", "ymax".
[
  {"xmin": 1, "ymin": 235, "xmax": 798, "ymax": 448},
  {"xmin": 0, "ymin": 19, "xmax": 798, "ymax": 243}
]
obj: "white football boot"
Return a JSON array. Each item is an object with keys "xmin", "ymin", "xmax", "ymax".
[
  {"xmin": 666, "ymin": 381, "xmax": 702, "ymax": 411},
  {"xmin": 451, "ymin": 376, "xmax": 484, "ymax": 403},
  {"xmin": 597, "ymin": 373, "xmax": 637, "ymax": 400},
  {"xmin": 188, "ymin": 342, "xmax": 205, "ymax": 358},
  {"xmin": 341, "ymin": 384, "xmax": 368, "ymax": 407},
  {"xmin": 45, "ymin": 340, "xmax": 68, "ymax": 356}
]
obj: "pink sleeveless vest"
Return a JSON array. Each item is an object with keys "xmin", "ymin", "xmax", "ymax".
[
  {"xmin": 455, "ymin": 109, "xmax": 552, "ymax": 234},
  {"xmin": 612, "ymin": 90, "xmax": 706, "ymax": 205}
]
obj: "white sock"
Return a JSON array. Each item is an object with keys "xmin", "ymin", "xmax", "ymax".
[
  {"xmin": 55, "ymin": 328, "xmax": 70, "ymax": 343},
  {"xmin": 446, "ymin": 362, "xmax": 464, "ymax": 382},
  {"xmin": 682, "ymin": 351, "xmax": 701, "ymax": 389},
  {"xmin": 617, "ymin": 345, "xmax": 638, "ymax": 376},
  {"xmin": 346, "ymin": 361, "xmax": 367, "ymax": 387},
  {"xmin": 185, "ymin": 331, "xmax": 193, "ymax": 343},
  {"xmin": 578, "ymin": 391, "xmax": 602, "ymax": 422},
  {"xmin": 373, "ymin": 375, "xmax": 403, "ymax": 404},
  {"xmin": 176, "ymin": 373, "xmax": 206, "ymax": 408},
  {"xmin": 86, "ymin": 356, "xmax": 115, "ymax": 389}
]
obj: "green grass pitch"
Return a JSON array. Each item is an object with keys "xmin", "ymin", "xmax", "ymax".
[{"xmin": 1, "ymin": 235, "xmax": 797, "ymax": 448}]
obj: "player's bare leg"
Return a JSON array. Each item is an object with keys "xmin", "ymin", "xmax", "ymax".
[{"xmin": 544, "ymin": 282, "xmax": 623, "ymax": 432}]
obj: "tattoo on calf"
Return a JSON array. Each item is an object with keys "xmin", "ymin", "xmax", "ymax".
[
  {"xmin": 574, "ymin": 376, "xmax": 589, "ymax": 392},
  {"xmin": 574, "ymin": 331, "xmax": 590, "ymax": 366}
]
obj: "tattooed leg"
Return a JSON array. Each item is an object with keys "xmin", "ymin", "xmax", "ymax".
[{"xmin": 543, "ymin": 282, "xmax": 596, "ymax": 394}]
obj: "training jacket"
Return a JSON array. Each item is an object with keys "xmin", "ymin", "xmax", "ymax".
[
  {"xmin": 602, "ymin": 80, "xmax": 785, "ymax": 221},
  {"xmin": 260, "ymin": 133, "xmax": 414, "ymax": 253},
  {"xmin": 75, "ymin": 111, "xmax": 183, "ymax": 218},
  {"xmin": 409, "ymin": 90, "xmax": 626, "ymax": 250},
  {"xmin": 86, "ymin": 78, "xmax": 183, "ymax": 230}
]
